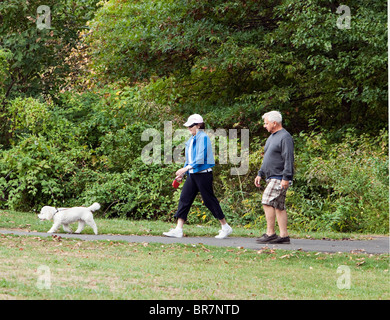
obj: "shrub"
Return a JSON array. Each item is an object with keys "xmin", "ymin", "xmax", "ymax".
[
  {"xmin": 0, "ymin": 94, "xmax": 387, "ymax": 234},
  {"xmin": 289, "ymin": 129, "xmax": 389, "ymax": 233},
  {"xmin": 77, "ymin": 160, "xmax": 179, "ymax": 219}
]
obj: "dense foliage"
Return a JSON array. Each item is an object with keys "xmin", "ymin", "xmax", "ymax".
[
  {"xmin": 86, "ymin": 0, "xmax": 387, "ymax": 132},
  {"xmin": 0, "ymin": 0, "xmax": 388, "ymax": 233}
]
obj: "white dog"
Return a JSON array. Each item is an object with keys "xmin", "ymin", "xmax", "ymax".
[{"xmin": 38, "ymin": 203, "xmax": 100, "ymax": 235}]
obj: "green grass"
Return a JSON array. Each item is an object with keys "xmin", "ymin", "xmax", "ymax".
[
  {"xmin": 0, "ymin": 209, "xmax": 384, "ymax": 240},
  {"xmin": 0, "ymin": 233, "xmax": 388, "ymax": 300},
  {"xmin": 0, "ymin": 209, "xmax": 389, "ymax": 300}
]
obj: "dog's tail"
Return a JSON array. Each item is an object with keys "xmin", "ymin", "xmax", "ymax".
[{"xmin": 88, "ymin": 202, "xmax": 101, "ymax": 212}]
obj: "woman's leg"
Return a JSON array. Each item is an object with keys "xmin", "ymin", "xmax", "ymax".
[
  {"xmin": 195, "ymin": 173, "xmax": 225, "ymax": 220},
  {"xmin": 174, "ymin": 174, "xmax": 199, "ymax": 221}
]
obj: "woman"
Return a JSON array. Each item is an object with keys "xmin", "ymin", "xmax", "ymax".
[{"xmin": 163, "ymin": 114, "xmax": 233, "ymax": 239}]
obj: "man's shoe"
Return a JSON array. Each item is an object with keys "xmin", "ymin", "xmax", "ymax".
[
  {"xmin": 163, "ymin": 228, "xmax": 183, "ymax": 238},
  {"xmin": 269, "ymin": 236, "xmax": 290, "ymax": 244},
  {"xmin": 215, "ymin": 226, "xmax": 233, "ymax": 239},
  {"xmin": 256, "ymin": 233, "xmax": 278, "ymax": 243}
]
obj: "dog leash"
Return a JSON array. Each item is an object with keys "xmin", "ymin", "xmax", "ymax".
[{"xmin": 53, "ymin": 208, "xmax": 68, "ymax": 216}]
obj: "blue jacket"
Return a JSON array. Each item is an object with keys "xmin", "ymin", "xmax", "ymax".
[{"xmin": 184, "ymin": 130, "xmax": 215, "ymax": 173}]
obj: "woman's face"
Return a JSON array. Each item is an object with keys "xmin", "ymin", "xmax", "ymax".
[{"xmin": 188, "ymin": 124, "xmax": 200, "ymax": 135}]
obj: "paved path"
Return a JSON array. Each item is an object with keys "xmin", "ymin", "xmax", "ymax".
[{"xmin": 0, "ymin": 229, "xmax": 388, "ymax": 254}]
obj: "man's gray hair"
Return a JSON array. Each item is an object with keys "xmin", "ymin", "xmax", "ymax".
[{"xmin": 262, "ymin": 111, "xmax": 282, "ymax": 124}]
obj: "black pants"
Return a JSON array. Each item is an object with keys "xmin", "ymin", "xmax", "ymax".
[{"xmin": 174, "ymin": 172, "xmax": 225, "ymax": 221}]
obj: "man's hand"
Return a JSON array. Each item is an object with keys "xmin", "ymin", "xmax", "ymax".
[
  {"xmin": 254, "ymin": 176, "xmax": 261, "ymax": 187},
  {"xmin": 280, "ymin": 179, "xmax": 289, "ymax": 190}
]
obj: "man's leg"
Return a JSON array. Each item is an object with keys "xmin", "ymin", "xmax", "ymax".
[
  {"xmin": 275, "ymin": 209, "xmax": 288, "ymax": 237},
  {"xmin": 263, "ymin": 204, "xmax": 276, "ymax": 235}
]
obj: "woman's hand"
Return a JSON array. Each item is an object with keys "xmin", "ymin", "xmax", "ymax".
[{"xmin": 175, "ymin": 167, "xmax": 188, "ymax": 180}]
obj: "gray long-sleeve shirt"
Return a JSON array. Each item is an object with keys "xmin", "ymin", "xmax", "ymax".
[{"xmin": 258, "ymin": 128, "xmax": 294, "ymax": 181}]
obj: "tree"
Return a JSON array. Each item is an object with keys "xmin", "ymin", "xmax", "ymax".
[
  {"xmin": 264, "ymin": 0, "xmax": 387, "ymax": 131},
  {"xmin": 0, "ymin": 48, "xmax": 13, "ymax": 146},
  {"xmin": 86, "ymin": 0, "xmax": 387, "ymax": 133},
  {"xmin": 0, "ymin": 0, "xmax": 100, "ymax": 102}
]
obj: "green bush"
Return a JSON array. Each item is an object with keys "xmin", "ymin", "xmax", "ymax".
[
  {"xmin": 289, "ymin": 129, "xmax": 389, "ymax": 233},
  {"xmin": 0, "ymin": 94, "xmax": 388, "ymax": 234},
  {"xmin": 0, "ymin": 88, "xmax": 181, "ymax": 217},
  {"xmin": 77, "ymin": 160, "xmax": 179, "ymax": 219}
]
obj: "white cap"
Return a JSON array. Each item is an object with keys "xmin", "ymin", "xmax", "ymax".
[{"xmin": 183, "ymin": 114, "xmax": 204, "ymax": 127}]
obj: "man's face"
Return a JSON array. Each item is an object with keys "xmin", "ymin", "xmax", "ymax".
[{"xmin": 263, "ymin": 117, "xmax": 276, "ymax": 133}]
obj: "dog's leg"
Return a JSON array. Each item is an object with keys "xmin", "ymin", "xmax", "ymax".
[
  {"xmin": 62, "ymin": 224, "xmax": 73, "ymax": 234},
  {"xmin": 75, "ymin": 221, "xmax": 85, "ymax": 234},
  {"xmin": 86, "ymin": 219, "xmax": 98, "ymax": 235},
  {"xmin": 48, "ymin": 223, "xmax": 61, "ymax": 233}
]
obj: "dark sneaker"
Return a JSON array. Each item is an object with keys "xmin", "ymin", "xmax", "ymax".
[
  {"xmin": 269, "ymin": 236, "xmax": 290, "ymax": 244},
  {"xmin": 256, "ymin": 233, "xmax": 278, "ymax": 243}
]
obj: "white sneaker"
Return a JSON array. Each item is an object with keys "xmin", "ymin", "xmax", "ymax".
[
  {"xmin": 163, "ymin": 228, "xmax": 183, "ymax": 238},
  {"xmin": 215, "ymin": 226, "xmax": 233, "ymax": 239}
]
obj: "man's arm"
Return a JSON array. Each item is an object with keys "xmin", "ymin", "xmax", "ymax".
[{"xmin": 281, "ymin": 135, "xmax": 294, "ymax": 181}]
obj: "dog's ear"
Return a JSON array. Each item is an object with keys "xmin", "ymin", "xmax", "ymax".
[{"xmin": 41, "ymin": 206, "xmax": 56, "ymax": 219}]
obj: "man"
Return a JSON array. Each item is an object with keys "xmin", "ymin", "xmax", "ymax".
[{"xmin": 254, "ymin": 111, "xmax": 294, "ymax": 244}]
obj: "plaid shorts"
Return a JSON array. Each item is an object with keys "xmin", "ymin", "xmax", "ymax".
[{"xmin": 261, "ymin": 179, "xmax": 289, "ymax": 210}]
